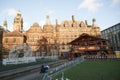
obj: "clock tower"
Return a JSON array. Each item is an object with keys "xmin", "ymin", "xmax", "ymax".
[{"xmin": 13, "ymin": 11, "xmax": 23, "ymax": 32}]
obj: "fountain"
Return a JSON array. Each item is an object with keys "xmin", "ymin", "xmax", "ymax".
[{"xmin": 3, "ymin": 44, "xmax": 36, "ymax": 65}]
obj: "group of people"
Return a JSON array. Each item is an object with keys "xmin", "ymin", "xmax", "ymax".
[{"xmin": 40, "ymin": 65, "xmax": 49, "ymax": 73}]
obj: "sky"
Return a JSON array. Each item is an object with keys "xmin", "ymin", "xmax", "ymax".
[{"xmin": 0, "ymin": 0, "xmax": 120, "ymax": 31}]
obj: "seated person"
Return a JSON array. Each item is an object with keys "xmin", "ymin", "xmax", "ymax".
[{"xmin": 44, "ymin": 65, "xmax": 49, "ymax": 72}]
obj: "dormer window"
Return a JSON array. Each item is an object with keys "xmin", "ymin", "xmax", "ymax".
[
  {"xmin": 80, "ymin": 22, "xmax": 85, "ymax": 27},
  {"xmin": 64, "ymin": 21, "xmax": 69, "ymax": 27}
]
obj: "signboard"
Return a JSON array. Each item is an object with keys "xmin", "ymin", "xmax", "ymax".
[{"xmin": 115, "ymin": 51, "xmax": 120, "ymax": 58}]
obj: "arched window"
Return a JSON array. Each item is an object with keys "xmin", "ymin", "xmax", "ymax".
[{"xmin": 79, "ymin": 22, "xmax": 85, "ymax": 27}]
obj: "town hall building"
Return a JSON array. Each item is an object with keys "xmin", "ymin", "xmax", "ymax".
[{"xmin": 2, "ymin": 11, "xmax": 101, "ymax": 58}]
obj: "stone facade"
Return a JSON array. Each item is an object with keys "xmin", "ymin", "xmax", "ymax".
[
  {"xmin": 43, "ymin": 16, "xmax": 55, "ymax": 44},
  {"xmin": 2, "ymin": 31, "xmax": 24, "ymax": 50},
  {"xmin": 56, "ymin": 15, "xmax": 101, "ymax": 56},
  {"xmin": 2, "ymin": 12, "xmax": 101, "ymax": 57},
  {"xmin": 25, "ymin": 23, "xmax": 44, "ymax": 53}
]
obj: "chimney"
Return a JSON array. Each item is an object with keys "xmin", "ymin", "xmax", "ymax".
[
  {"xmin": 92, "ymin": 18, "xmax": 96, "ymax": 26},
  {"xmin": 56, "ymin": 19, "xmax": 58, "ymax": 26},
  {"xmin": 72, "ymin": 15, "xmax": 75, "ymax": 22},
  {"xmin": 46, "ymin": 15, "xmax": 50, "ymax": 25},
  {"xmin": 85, "ymin": 20, "xmax": 88, "ymax": 26}
]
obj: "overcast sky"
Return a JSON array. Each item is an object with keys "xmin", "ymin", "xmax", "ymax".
[{"xmin": 0, "ymin": 0, "xmax": 120, "ymax": 31}]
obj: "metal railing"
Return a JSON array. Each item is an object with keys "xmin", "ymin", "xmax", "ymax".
[{"xmin": 0, "ymin": 60, "xmax": 65, "ymax": 79}]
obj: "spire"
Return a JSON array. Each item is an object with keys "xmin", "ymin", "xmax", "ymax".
[
  {"xmin": 3, "ymin": 19, "xmax": 7, "ymax": 30},
  {"xmin": 18, "ymin": 10, "xmax": 21, "ymax": 14},
  {"xmin": 72, "ymin": 15, "xmax": 75, "ymax": 22},
  {"xmin": 17, "ymin": 10, "xmax": 21, "ymax": 16},
  {"xmin": 46, "ymin": 15, "xmax": 50, "ymax": 25}
]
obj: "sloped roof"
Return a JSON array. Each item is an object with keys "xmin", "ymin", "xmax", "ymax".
[
  {"xmin": 26, "ymin": 22, "xmax": 43, "ymax": 33},
  {"xmin": 3, "ymin": 30, "xmax": 23, "ymax": 37},
  {"xmin": 33, "ymin": 23, "xmax": 39, "ymax": 27},
  {"xmin": 68, "ymin": 33, "xmax": 107, "ymax": 45}
]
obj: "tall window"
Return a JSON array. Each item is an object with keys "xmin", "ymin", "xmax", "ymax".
[
  {"xmin": 80, "ymin": 22, "xmax": 84, "ymax": 27},
  {"xmin": 13, "ymin": 38, "xmax": 16, "ymax": 43},
  {"xmin": 5, "ymin": 38, "xmax": 8, "ymax": 43}
]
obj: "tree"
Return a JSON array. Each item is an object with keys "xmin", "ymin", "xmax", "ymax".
[{"xmin": 37, "ymin": 37, "xmax": 48, "ymax": 56}]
